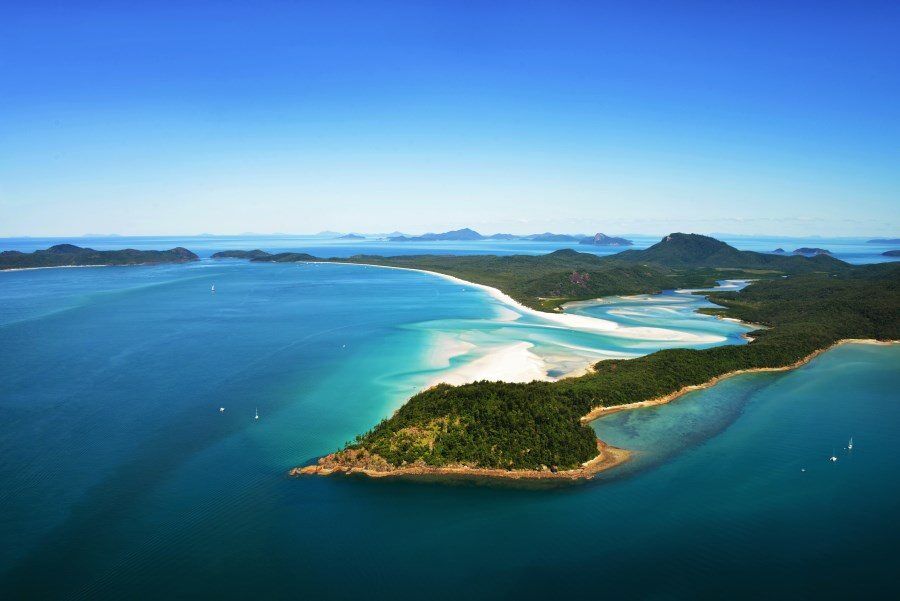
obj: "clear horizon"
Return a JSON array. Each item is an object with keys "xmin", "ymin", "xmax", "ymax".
[
  {"xmin": 1, "ymin": 228, "xmax": 896, "ymax": 241},
  {"xmin": 2, "ymin": 1, "xmax": 898, "ymax": 237}
]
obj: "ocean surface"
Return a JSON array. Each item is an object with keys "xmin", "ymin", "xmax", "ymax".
[{"xmin": 0, "ymin": 238, "xmax": 898, "ymax": 598}]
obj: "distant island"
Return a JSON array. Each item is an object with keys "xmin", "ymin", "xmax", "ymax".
[
  {"xmin": 386, "ymin": 227, "xmax": 633, "ymax": 244},
  {"xmin": 868, "ymin": 238, "xmax": 900, "ymax": 244},
  {"xmin": 210, "ymin": 249, "xmax": 273, "ymax": 260},
  {"xmin": 210, "ymin": 250, "xmax": 319, "ymax": 262},
  {"xmin": 215, "ymin": 233, "xmax": 898, "ymax": 481},
  {"xmin": 793, "ymin": 247, "xmax": 831, "ymax": 255},
  {"xmin": 772, "ymin": 248, "xmax": 786, "ymax": 254},
  {"xmin": 337, "ymin": 233, "xmax": 366, "ymax": 240},
  {"xmin": 527, "ymin": 232, "xmax": 582, "ymax": 242},
  {"xmin": 578, "ymin": 232, "xmax": 633, "ymax": 246},
  {"xmin": 0, "ymin": 244, "xmax": 198, "ymax": 270},
  {"xmin": 883, "ymin": 250, "xmax": 900, "ymax": 257},
  {"xmin": 389, "ymin": 228, "xmax": 486, "ymax": 241}
]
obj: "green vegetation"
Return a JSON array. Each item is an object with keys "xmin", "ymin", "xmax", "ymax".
[
  {"xmin": 610, "ymin": 233, "xmax": 843, "ymax": 270},
  {"xmin": 215, "ymin": 233, "xmax": 898, "ymax": 473},
  {"xmin": 329, "ymin": 249, "xmax": 715, "ymax": 311},
  {"xmin": 211, "ymin": 249, "xmax": 273, "ymax": 259},
  {"xmin": 345, "ymin": 263, "xmax": 898, "ymax": 471},
  {"xmin": 0, "ymin": 244, "xmax": 198, "ymax": 270}
]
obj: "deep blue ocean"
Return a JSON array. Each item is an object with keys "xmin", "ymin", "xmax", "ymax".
[{"xmin": 0, "ymin": 236, "xmax": 898, "ymax": 599}]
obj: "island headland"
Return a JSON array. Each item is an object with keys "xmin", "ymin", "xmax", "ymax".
[
  {"xmin": 0, "ymin": 244, "xmax": 198, "ymax": 270},
  {"xmin": 214, "ymin": 233, "xmax": 899, "ymax": 482}
]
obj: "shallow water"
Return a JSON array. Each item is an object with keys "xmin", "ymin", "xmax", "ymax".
[{"xmin": 0, "ymin": 257, "xmax": 897, "ymax": 598}]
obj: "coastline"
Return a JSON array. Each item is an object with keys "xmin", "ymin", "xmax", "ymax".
[
  {"xmin": 290, "ymin": 265, "xmax": 771, "ymax": 483},
  {"xmin": 1, "ymin": 259, "xmax": 198, "ymax": 272},
  {"xmin": 295, "ymin": 338, "xmax": 897, "ymax": 483},
  {"xmin": 312, "ymin": 260, "xmax": 623, "ymax": 333},
  {"xmin": 292, "ymin": 264, "xmax": 895, "ymax": 484},
  {"xmin": 0, "ymin": 264, "xmax": 110, "ymax": 272},
  {"xmin": 319, "ymin": 261, "xmax": 732, "ymax": 339},
  {"xmin": 292, "ymin": 440, "xmax": 631, "ymax": 482},
  {"xmin": 580, "ymin": 338, "xmax": 899, "ymax": 423},
  {"xmin": 316, "ymin": 261, "xmax": 730, "ymax": 389}
]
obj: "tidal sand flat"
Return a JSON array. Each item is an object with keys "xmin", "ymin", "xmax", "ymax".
[{"xmin": 357, "ymin": 263, "xmax": 754, "ymax": 389}]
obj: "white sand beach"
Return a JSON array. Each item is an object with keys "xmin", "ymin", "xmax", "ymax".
[
  {"xmin": 316, "ymin": 261, "xmax": 741, "ymax": 386},
  {"xmin": 426, "ymin": 341, "xmax": 548, "ymax": 387}
]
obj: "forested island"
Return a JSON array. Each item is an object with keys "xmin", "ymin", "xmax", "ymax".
[
  {"xmin": 0, "ymin": 244, "xmax": 198, "ymax": 270},
  {"xmin": 215, "ymin": 234, "xmax": 899, "ymax": 481},
  {"xmin": 579, "ymin": 232, "xmax": 633, "ymax": 246},
  {"xmin": 793, "ymin": 247, "xmax": 832, "ymax": 255}
]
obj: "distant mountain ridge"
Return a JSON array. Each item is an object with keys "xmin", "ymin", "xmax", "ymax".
[
  {"xmin": 389, "ymin": 228, "xmax": 485, "ymax": 241},
  {"xmin": 386, "ymin": 227, "xmax": 630, "ymax": 243}
]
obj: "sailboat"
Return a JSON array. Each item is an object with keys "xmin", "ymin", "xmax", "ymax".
[
  {"xmin": 848, "ymin": 437, "xmax": 853, "ymax": 451},
  {"xmin": 211, "ymin": 283, "xmax": 216, "ymax": 293},
  {"xmin": 255, "ymin": 407, "xmax": 259, "ymax": 420}
]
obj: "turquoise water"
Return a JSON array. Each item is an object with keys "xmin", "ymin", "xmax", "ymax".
[{"xmin": 1, "ymin": 259, "xmax": 898, "ymax": 598}]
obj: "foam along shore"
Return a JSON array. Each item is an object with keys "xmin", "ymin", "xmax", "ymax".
[{"xmin": 317, "ymin": 261, "xmax": 729, "ymax": 343}]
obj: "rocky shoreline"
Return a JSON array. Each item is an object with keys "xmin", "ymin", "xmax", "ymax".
[{"xmin": 291, "ymin": 440, "xmax": 630, "ymax": 482}]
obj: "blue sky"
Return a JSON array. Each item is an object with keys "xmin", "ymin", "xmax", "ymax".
[{"xmin": 1, "ymin": 1, "xmax": 898, "ymax": 236}]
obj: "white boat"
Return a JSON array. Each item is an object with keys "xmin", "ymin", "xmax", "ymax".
[
  {"xmin": 830, "ymin": 449, "xmax": 838, "ymax": 462},
  {"xmin": 255, "ymin": 407, "xmax": 259, "ymax": 420},
  {"xmin": 848, "ymin": 437, "xmax": 853, "ymax": 451},
  {"xmin": 211, "ymin": 284, "xmax": 216, "ymax": 293},
  {"xmin": 219, "ymin": 407, "xmax": 225, "ymax": 413}
]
